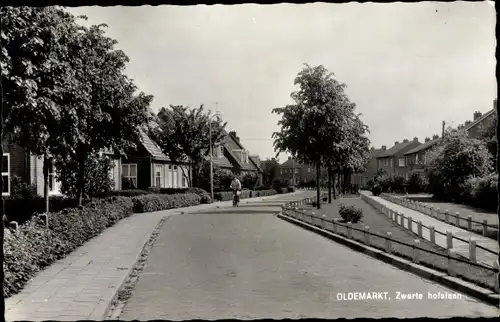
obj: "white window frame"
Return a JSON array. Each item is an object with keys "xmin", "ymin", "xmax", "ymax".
[
  {"xmin": 295, "ymin": 168, "xmax": 299, "ymax": 174},
  {"xmin": 415, "ymin": 154, "xmax": 419, "ymax": 164},
  {"xmin": 172, "ymin": 165, "xmax": 178, "ymax": 188},
  {"xmin": 181, "ymin": 166, "xmax": 188, "ymax": 188},
  {"xmin": 2, "ymin": 153, "xmax": 10, "ymax": 196},
  {"xmin": 307, "ymin": 167, "xmax": 311, "ymax": 173},
  {"xmin": 398, "ymin": 158, "xmax": 405, "ymax": 167},
  {"xmin": 280, "ymin": 169, "xmax": 283, "ymax": 175},
  {"xmin": 122, "ymin": 163, "xmax": 138, "ymax": 189},
  {"xmin": 154, "ymin": 164, "xmax": 164, "ymax": 188},
  {"xmin": 217, "ymin": 145, "xmax": 224, "ymax": 158}
]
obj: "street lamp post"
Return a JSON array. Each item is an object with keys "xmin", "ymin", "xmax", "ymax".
[
  {"xmin": 292, "ymin": 155, "xmax": 296, "ymax": 186},
  {"xmin": 209, "ymin": 112, "xmax": 221, "ymax": 201}
]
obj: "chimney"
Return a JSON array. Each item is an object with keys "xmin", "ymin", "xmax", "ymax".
[
  {"xmin": 432, "ymin": 134, "xmax": 439, "ymax": 140},
  {"xmin": 425, "ymin": 137, "xmax": 431, "ymax": 142},
  {"xmin": 413, "ymin": 137, "xmax": 418, "ymax": 142},
  {"xmin": 381, "ymin": 145, "xmax": 387, "ymax": 151},
  {"xmin": 288, "ymin": 156, "xmax": 291, "ymax": 160},
  {"xmin": 473, "ymin": 111, "xmax": 482, "ymax": 121},
  {"xmin": 370, "ymin": 147, "xmax": 375, "ymax": 151},
  {"xmin": 403, "ymin": 139, "xmax": 409, "ymax": 143},
  {"xmin": 465, "ymin": 120, "xmax": 472, "ymax": 126},
  {"xmin": 394, "ymin": 141, "xmax": 399, "ymax": 145}
]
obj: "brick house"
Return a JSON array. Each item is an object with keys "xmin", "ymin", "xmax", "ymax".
[
  {"xmin": 403, "ymin": 134, "xmax": 441, "ymax": 175},
  {"xmin": 376, "ymin": 138, "xmax": 421, "ymax": 179},
  {"xmin": 1, "ymin": 140, "xmax": 63, "ymax": 197},
  {"xmin": 108, "ymin": 130, "xmax": 192, "ymax": 191},
  {"xmin": 354, "ymin": 145, "xmax": 387, "ymax": 186},
  {"xmin": 209, "ymin": 131, "xmax": 263, "ymax": 186},
  {"xmin": 457, "ymin": 106, "xmax": 496, "ymax": 139},
  {"xmin": 279, "ymin": 157, "xmax": 328, "ymax": 185}
]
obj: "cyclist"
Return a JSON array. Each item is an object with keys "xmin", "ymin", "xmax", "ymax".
[{"xmin": 230, "ymin": 175, "xmax": 242, "ymax": 206}]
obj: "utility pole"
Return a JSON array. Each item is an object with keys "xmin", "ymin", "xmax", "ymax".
[
  {"xmin": 292, "ymin": 155, "xmax": 296, "ymax": 186},
  {"xmin": 442, "ymin": 120, "xmax": 445, "ymax": 138}
]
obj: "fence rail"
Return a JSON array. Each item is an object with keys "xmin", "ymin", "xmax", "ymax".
[
  {"xmin": 361, "ymin": 194, "xmax": 498, "ymax": 261},
  {"xmin": 381, "ymin": 193, "xmax": 498, "ymax": 231}
]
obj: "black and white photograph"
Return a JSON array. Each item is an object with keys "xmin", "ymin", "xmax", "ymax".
[{"xmin": 1, "ymin": 1, "xmax": 499, "ymax": 320}]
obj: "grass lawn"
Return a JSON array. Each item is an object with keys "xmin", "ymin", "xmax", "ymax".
[
  {"xmin": 295, "ymin": 197, "xmax": 497, "ymax": 292},
  {"xmin": 405, "ymin": 196, "xmax": 499, "ymax": 240}
]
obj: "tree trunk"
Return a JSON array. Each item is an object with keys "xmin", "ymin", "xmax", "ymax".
[
  {"xmin": 337, "ymin": 172, "xmax": 341, "ymax": 196},
  {"xmin": 1, "ymin": 79, "xmax": 5, "ymax": 317},
  {"xmin": 327, "ymin": 166, "xmax": 332, "ymax": 203},
  {"xmin": 43, "ymin": 156, "xmax": 50, "ymax": 214},
  {"xmin": 332, "ymin": 171, "xmax": 336, "ymax": 200},
  {"xmin": 496, "ymin": 98, "xmax": 499, "ymax": 275},
  {"xmin": 316, "ymin": 163, "xmax": 321, "ymax": 209},
  {"xmin": 76, "ymin": 150, "xmax": 86, "ymax": 206}
]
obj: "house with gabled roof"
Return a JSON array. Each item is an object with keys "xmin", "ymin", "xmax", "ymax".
[
  {"xmin": 209, "ymin": 131, "xmax": 263, "ymax": 186},
  {"xmin": 354, "ymin": 145, "xmax": 387, "ymax": 186},
  {"xmin": 458, "ymin": 106, "xmax": 496, "ymax": 139},
  {"xmin": 403, "ymin": 134, "xmax": 441, "ymax": 175},
  {"xmin": 376, "ymin": 137, "xmax": 421, "ymax": 179},
  {"xmin": 107, "ymin": 130, "xmax": 192, "ymax": 191}
]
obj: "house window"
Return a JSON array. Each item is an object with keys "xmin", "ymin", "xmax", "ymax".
[
  {"xmin": 167, "ymin": 165, "xmax": 173, "ymax": 188},
  {"xmin": 154, "ymin": 164, "xmax": 164, "ymax": 188},
  {"xmin": 308, "ymin": 167, "xmax": 311, "ymax": 173},
  {"xmin": 415, "ymin": 154, "xmax": 419, "ymax": 164},
  {"xmin": 217, "ymin": 145, "xmax": 224, "ymax": 158},
  {"xmin": 182, "ymin": 167, "xmax": 188, "ymax": 187},
  {"xmin": 2, "ymin": 153, "xmax": 10, "ymax": 196},
  {"xmin": 280, "ymin": 169, "xmax": 283, "ymax": 175},
  {"xmin": 295, "ymin": 168, "xmax": 299, "ymax": 174},
  {"xmin": 398, "ymin": 158, "xmax": 405, "ymax": 167},
  {"xmin": 122, "ymin": 164, "xmax": 138, "ymax": 189},
  {"xmin": 390, "ymin": 159, "xmax": 393, "ymax": 167},
  {"xmin": 172, "ymin": 165, "xmax": 178, "ymax": 188}
]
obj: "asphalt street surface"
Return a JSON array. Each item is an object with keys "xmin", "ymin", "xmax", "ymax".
[{"xmin": 120, "ymin": 193, "xmax": 499, "ymax": 319}]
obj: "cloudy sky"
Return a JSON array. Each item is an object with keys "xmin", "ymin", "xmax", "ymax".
[{"xmin": 67, "ymin": 2, "xmax": 496, "ymax": 161}]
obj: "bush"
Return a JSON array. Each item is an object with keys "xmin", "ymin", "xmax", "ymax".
[
  {"xmin": 131, "ymin": 193, "xmax": 201, "ymax": 213},
  {"xmin": 147, "ymin": 187, "xmax": 189, "ymax": 194},
  {"xmin": 254, "ymin": 185, "xmax": 273, "ymax": 191},
  {"xmin": 371, "ymin": 185, "xmax": 382, "ymax": 196},
  {"xmin": 94, "ymin": 189, "xmax": 150, "ymax": 198},
  {"xmin": 338, "ymin": 204, "xmax": 364, "ymax": 223},
  {"xmin": 288, "ymin": 187, "xmax": 295, "ymax": 193},
  {"xmin": 4, "ymin": 196, "xmax": 134, "ymax": 298},
  {"xmin": 10, "ymin": 176, "xmax": 38, "ymax": 199},
  {"xmin": 469, "ymin": 173, "xmax": 498, "ymax": 211},
  {"xmin": 188, "ymin": 187, "xmax": 212, "ymax": 204},
  {"xmin": 4, "ymin": 195, "xmax": 79, "ymax": 225},
  {"xmin": 406, "ymin": 171, "xmax": 427, "ymax": 193}
]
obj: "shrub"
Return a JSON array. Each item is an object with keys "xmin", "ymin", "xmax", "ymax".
[
  {"xmin": 254, "ymin": 185, "xmax": 273, "ymax": 191},
  {"xmin": 371, "ymin": 185, "xmax": 382, "ymax": 196},
  {"xmin": 188, "ymin": 187, "xmax": 212, "ymax": 204},
  {"xmin": 94, "ymin": 189, "xmax": 150, "ymax": 198},
  {"xmin": 288, "ymin": 187, "xmax": 295, "ymax": 193},
  {"xmin": 10, "ymin": 176, "xmax": 38, "ymax": 199},
  {"xmin": 4, "ymin": 195, "xmax": 79, "ymax": 225},
  {"xmin": 469, "ymin": 173, "xmax": 498, "ymax": 211},
  {"xmin": 3, "ymin": 196, "xmax": 134, "ymax": 298},
  {"xmin": 132, "ymin": 193, "xmax": 201, "ymax": 213},
  {"xmin": 406, "ymin": 171, "xmax": 427, "ymax": 193},
  {"xmin": 338, "ymin": 204, "xmax": 364, "ymax": 223},
  {"xmin": 147, "ymin": 187, "xmax": 189, "ymax": 194}
]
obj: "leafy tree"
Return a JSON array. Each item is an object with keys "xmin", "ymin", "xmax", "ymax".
[
  {"xmin": 425, "ymin": 129, "xmax": 492, "ymax": 201},
  {"xmin": 56, "ymin": 152, "xmax": 113, "ymax": 198},
  {"xmin": 273, "ymin": 64, "xmax": 362, "ymax": 208},
  {"xmin": 50, "ymin": 22, "xmax": 153, "ymax": 204},
  {"xmin": 406, "ymin": 170, "xmax": 427, "ymax": 193},
  {"xmin": 150, "ymin": 104, "xmax": 227, "ymax": 188},
  {"xmin": 479, "ymin": 110, "xmax": 497, "ymax": 166},
  {"xmin": 262, "ymin": 158, "xmax": 280, "ymax": 185}
]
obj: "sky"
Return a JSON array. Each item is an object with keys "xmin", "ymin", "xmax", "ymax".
[{"xmin": 67, "ymin": 1, "xmax": 496, "ymax": 162}]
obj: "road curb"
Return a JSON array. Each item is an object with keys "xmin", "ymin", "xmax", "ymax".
[
  {"xmin": 96, "ymin": 215, "xmax": 170, "ymax": 320},
  {"xmin": 276, "ymin": 212, "xmax": 500, "ymax": 308}
]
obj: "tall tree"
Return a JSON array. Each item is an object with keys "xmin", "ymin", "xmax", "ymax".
[
  {"xmin": 262, "ymin": 158, "xmax": 280, "ymax": 185},
  {"xmin": 273, "ymin": 64, "xmax": 357, "ymax": 209},
  {"xmin": 150, "ymin": 104, "xmax": 227, "ymax": 188}
]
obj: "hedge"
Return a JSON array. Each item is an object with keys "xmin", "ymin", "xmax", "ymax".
[
  {"xmin": 187, "ymin": 187, "xmax": 212, "ymax": 204},
  {"xmin": 131, "ymin": 193, "xmax": 201, "ymax": 213},
  {"xmin": 4, "ymin": 196, "xmax": 80, "ymax": 226},
  {"xmin": 147, "ymin": 187, "xmax": 189, "ymax": 194},
  {"xmin": 213, "ymin": 189, "xmax": 277, "ymax": 201},
  {"xmin": 4, "ymin": 196, "xmax": 134, "ymax": 298}
]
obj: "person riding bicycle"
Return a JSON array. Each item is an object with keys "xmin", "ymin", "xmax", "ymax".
[{"xmin": 230, "ymin": 175, "xmax": 242, "ymax": 205}]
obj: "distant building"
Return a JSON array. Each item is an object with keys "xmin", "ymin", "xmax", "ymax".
[
  {"xmin": 376, "ymin": 138, "xmax": 421, "ymax": 180},
  {"xmin": 403, "ymin": 134, "xmax": 441, "ymax": 175}
]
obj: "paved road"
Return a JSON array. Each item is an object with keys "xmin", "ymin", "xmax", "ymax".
[{"xmin": 119, "ymin": 197, "xmax": 499, "ymax": 319}]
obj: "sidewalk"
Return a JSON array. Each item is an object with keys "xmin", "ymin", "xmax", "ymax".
[
  {"xmin": 5, "ymin": 191, "xmax": 312, "ymax": 321},
  {"xmin": 366, "ymin": 194, "xmax": 498, "ymax": 267}
]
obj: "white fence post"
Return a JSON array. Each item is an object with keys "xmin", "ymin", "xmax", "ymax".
[
  {"xmin": 469, "ymin": 239, "xmax": 476, "ymax": 263},
  {"xmin": 385, "ymin": 232, "xmax": 392, "ymax": 253},
  {"xmin": 467, "ymin": 216, "xmax": 472, "ymax": 231},
  {"xmin": 417, "ymin": 221, "xmax": 423, "ymax": 239},
  {"xmin": 436, "ymin": 208, "xmax": 441, "ymax": 220},
  {"xmin": 445, "ymin": 210, "xmax": 450, "ymax": 223},
  {"xmin": 9, "ymin": 221, "xmax": 18, "ymax": 232},
  {"xmin": 413, "ymin": 239, "xmax": 420, "ymax": 264},
  {"xmin": 447, "ymin": 250, "xmax": 457, "ymax": 277},
  {"xmin": 347, "ymin": 222, "xmax": 352, "ymax": 239},
  {"xmin": 429, "ymin": 226, "xmax": 435, "ymax": 244},
  {"xmin": 455, "ymin": 212, "xmax": 460, "ymax": 226},
  {"xmin": 364, "ymin": 226, "xmax": 370, "ymax": 245},
  {"xmin": 482, "ymin": 220, "xmax": 488, "ymax": 236},
  {"xmin": 446, "ymin": 231, "xmax": 453, "ymax": 249},
  {"xmin": 408, "ymin": 217, "xmax": 413, "ymax": 232}
]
